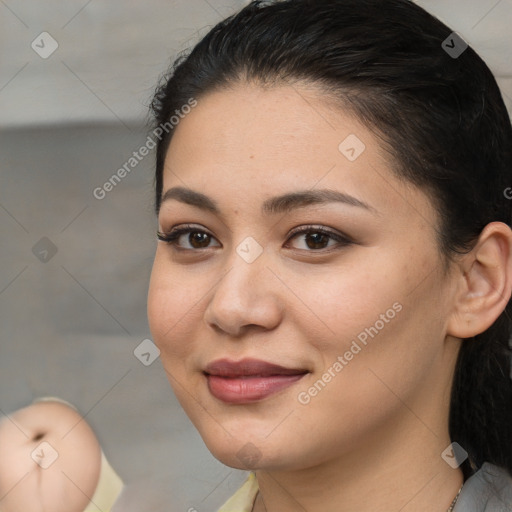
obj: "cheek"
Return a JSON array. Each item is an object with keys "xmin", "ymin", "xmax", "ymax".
[
  {"xmin": 298, "ymin": 261, "xmax": 400, "ymax": 354},
  {"xmin": 299, "ymin": 252, "xmax": 439, "ymax": 398},
  {"xmin": 147, "ymin": 252, "xmax": 204, "ymax": 359},
  {"xmin": 302, "ymin": 261, "xmax": 445, "ymax": 415}
]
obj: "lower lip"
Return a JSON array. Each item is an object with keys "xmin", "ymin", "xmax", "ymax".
[{"xmin": 206, "ymin": 374, "xmax": 306, "ymax": 404}]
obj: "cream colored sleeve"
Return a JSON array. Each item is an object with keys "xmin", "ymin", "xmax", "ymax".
[{"xmin": 84, "ymin": 451, "xmax": 124, "ymax": 512}]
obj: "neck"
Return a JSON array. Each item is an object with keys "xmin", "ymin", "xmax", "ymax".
[{"xmin": 253, "ymin": 414, "xmax": 464, "ymax": 512}]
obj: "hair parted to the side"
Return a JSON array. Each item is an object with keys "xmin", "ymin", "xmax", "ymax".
[{"xmin": 150, "ymin": 0, "xmax": 512, "ymax": 480}]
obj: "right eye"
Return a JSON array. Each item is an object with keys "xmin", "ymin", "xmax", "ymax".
[{"xmin": 157, "ymin": 224, "xmax": 221, "ymax": 251}]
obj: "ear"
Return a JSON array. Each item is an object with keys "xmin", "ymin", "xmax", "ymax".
[{"xmin": 447, "ymin": 221, "xmax": 512, "ymax": 339}]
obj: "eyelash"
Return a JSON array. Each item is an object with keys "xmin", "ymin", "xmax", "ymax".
[{"xmin": 156, "ymin": 224, "xmax": 353, "ymax": 253}]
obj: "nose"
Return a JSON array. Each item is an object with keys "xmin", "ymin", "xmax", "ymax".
[{"xmin": 203, "ymin": 251, "xmax": 283, "ymax": 338}]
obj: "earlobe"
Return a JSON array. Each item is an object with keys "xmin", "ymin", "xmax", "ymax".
[{"xmin": 447, "ymin": 222, "xmax": 512, "ymax": 339}]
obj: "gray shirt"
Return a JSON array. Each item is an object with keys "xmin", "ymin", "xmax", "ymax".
[{"xmin": 454, "ymin": 463, "xmax": 512, "ymax": 511}]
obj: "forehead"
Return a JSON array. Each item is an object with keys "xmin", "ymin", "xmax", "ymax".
[
  {"xmin": 161, "ymin": 83, "xmax": 436, "ymax": 227},
  {"xmin": 167, "ymin": 83, "xmax": 350, "ymax": 170}
]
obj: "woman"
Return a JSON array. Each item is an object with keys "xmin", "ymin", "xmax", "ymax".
[{"xmin": 147, "ymin": 0, "xmax": 512, "ymax": 510}]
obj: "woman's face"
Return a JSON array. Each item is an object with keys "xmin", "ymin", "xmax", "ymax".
[{"xmin": 147, "ymin": 83, "xmax": 459, "ymax": 471}]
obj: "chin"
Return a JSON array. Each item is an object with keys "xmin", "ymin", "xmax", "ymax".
[
  {"xmin": 209, "ymin": 445, "xmax": 276, "ymax": 471},
  {"xmin": 197, "ymin": 423, "xmax": 298, "ymax": 472},
  {"xmin": 171, "ymin": 379, "xmax": 316, "ymax": 470}
]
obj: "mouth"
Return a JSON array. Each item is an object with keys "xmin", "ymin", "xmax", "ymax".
[{"xmin": 204, "ymin": 358, "xmax": 309, "ymax": 404}]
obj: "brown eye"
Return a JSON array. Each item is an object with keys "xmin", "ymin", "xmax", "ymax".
[
  {"xmin": 303, "ymin": 232, "xmax": 331, "ymax": 250},
  {"xmin": 287, "ymin": 226, "xmax": 353, "ymax": 251},
  {"xmin": 188, "ymin": 231, "xmax": 212, "ymax": 248},
  {"xmin": 157, "ymin": 224, "xmax": 353, "ymax": 253},
  {"xmin": 157, "ymin": 225, "xmax": 221, "ymax": 250}
]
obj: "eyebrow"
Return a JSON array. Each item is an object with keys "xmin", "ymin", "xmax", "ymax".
[{"xmin": 160, "ymin": 186, "xmax": 378, "ymax": 216}]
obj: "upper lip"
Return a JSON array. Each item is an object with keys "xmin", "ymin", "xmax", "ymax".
[{"xmin": 204, "ymin": 358, "xmax": 308, "ymax": 377}]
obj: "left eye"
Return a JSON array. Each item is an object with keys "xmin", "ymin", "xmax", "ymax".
[
  {"xmin": 288, "ymin": 228, "xmax": 350, "ymax": 250},
  {"xmin": 288, "ymin": 226, "xmax": 353, "ymax": 252},
  {"xmin": 157, "ymin": 225, "xmax": 352, "ymax": 251}
]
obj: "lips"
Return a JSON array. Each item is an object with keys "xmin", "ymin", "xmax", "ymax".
[{"xmin": 204, "ymin": 358, "xmax": 308, "ymax": 404}]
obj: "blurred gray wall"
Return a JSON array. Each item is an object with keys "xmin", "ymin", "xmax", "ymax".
[
  {"xmin": 0, "ymin": 1, "xmax": 511, "ymax": 511},
  {"xmin": 0, "ymin": 0, "xmax": 251, "ymax": 126},
  {"xmin": 0, "ymin": 0, "xmax": 511, "ymax": 127}
]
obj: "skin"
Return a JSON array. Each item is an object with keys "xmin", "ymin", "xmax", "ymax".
[
  {"xmin": 147, "ymin": 82, "xmax": 512, "ymax": 511},
  {"xmin": 0, "ymin": 401, "xmax": 101, "ymax": 512}
]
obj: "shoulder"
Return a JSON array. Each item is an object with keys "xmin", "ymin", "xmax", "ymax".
[{"xmin": 454, "ymin": 462, "xmax": 512, "ymax": 512}]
